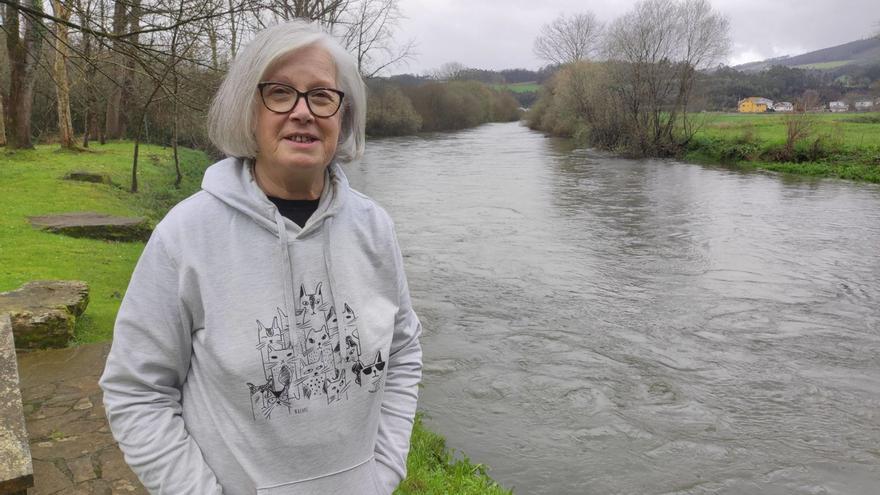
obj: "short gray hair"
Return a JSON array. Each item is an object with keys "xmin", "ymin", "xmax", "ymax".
[{"xmin": 208, "ymin": 20, "xmax": 366, "ymax": 162}]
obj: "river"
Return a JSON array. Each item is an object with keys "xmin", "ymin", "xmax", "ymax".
[{"xmin": 343, "ymin": 122, "xmax": 880, "ymax": 495}]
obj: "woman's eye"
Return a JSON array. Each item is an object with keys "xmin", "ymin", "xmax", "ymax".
[{"xmin": 269, "ymin": 87, "xmax": 293, "ymax": 99}]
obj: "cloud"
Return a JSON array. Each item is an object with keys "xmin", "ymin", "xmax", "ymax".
[{"xmin": 392, "ymin": 0, "xmax": 880, "ymax": 74}]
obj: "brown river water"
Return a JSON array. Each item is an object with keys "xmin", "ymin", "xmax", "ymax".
[{"xmin": 344, "ymin": 122, "xmax": 880, "ymax": 495}]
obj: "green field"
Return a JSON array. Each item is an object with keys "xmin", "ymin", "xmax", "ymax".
[
  {"xmin": 685, "ymin": 111, "xmax": 880, "ymax": 182},
  {"xmin": 0, "ymin": 141, "xmax": 510, "ymax": 494},
  {"xmin": 495, "ymin": 82, "xmax": 541, "ymax": 93},
  {"xmin": 793, "ymin": 60, "xmax": 852, "ymax": 70},
  {"xmin": 694, "ymin": 112, "xmax": 880, "ymax": 149}
]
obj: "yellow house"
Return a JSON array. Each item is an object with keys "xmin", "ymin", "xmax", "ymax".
[{"xmin": 738, "ymin": 97, "xmax": 774, "ymax": 113}]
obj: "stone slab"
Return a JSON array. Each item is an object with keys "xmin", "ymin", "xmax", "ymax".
[
  {"xmin": 28, "ymin": 212, "xmax": 151, "ymax": 242},
  {"xmin": 17, "ymin": 344, "xmax": 109, "ymax": 390},
  {"xmin": 62, "ymin": 172, "xmax": 112, "ymax": 185},
  {"xmin": 0, "ymin": 314, "xmax": 34, "ymax": 493},
  {"xmin": 0, "ymin": 281, "xmax": 89, "ymax": 350}
]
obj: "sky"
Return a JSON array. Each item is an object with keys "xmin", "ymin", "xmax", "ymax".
[{"xmin": 389, "ymin": 0, "xmax": 880, "ymax": 75}]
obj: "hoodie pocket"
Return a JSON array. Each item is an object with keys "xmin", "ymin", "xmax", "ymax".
[{"xmin": 256, "ymin": 457, "xmax": 384, "ymax": 495}]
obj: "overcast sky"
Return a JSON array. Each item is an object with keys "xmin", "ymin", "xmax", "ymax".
[{"xmin": 390, "ymin": 0, "xmax": 880, "ymax": 75}]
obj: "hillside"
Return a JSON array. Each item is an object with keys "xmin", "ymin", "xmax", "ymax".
[{"xmin": 735, "ymin": 37, "xmax": 880, "ymax": 72}]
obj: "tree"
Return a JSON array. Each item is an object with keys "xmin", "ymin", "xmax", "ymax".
[
  {"xmin": 4, "ymin": 0, "xmax": 45, "ymax": 149},
  {"xmin": 51, "ymin": 0, "xmax": 76, "ymax": 149},
  {"xmin": 605, "ymin": 0, "xmax": 729, "ymax": 154},
  {"xmin": 337, "ymin": 0, "xmax": 414, "ymax": 77},
  {"xmin": 431, "ymin": 61, "xmax": 465, "ymax": 81},
  {"xmin": 0, "ymin": 88, "xmax": 6, "ymax": 146},
  {"xmin": 533, "ymin": 12, "xmax": 603, "ymax": 66}
]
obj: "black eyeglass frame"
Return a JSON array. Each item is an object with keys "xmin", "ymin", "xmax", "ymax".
[{"xmin": 257, "ymin": 82, "xmax": 345, "ymax": 118}]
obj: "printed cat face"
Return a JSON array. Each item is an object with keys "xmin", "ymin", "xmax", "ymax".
[
  {"xmin": 300, "ymin": 282, "xmax": 324, "ymax": 316},
  {"xmin": 259, "ymin": 321, "xmax": 282, "ymax": 347},
  {"xmin": 342, "ymin": 303, "xmax": 357, "ymax": 326},
  {"xmin": 324, "ymin": 371, "xmax": 348, "ymax": 403},
  {"xmin": 301, "ymin": 359, "xmax": 325, "ymax": 377},
  {"xmin": 306, "ymin": 325, "xmax": 331, "ymax": 353}
]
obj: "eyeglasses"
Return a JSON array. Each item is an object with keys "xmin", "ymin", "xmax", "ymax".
[{"xmin": 257, "ymin": 82, "xmax": 345, "ymax": 118}]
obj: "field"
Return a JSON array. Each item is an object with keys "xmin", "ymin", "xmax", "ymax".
[
  {"xmin": 495, "ymin": 82, "xmax": 541, "ymax": 93},
  {"xmin": 0, "ymin": 141, "xmax": 510, "ymax": 494},
  {"xmin": 685, "ymin": 111, "xmax": 880, "ymax": 182},
  {"xmin": 793, "ymin": 60, "xmax": 853, "ymax": 70}
]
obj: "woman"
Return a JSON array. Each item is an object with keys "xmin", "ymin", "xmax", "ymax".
[{"xmin": 99, "ymin": 20, "xmax": 422, "ymax": 495}]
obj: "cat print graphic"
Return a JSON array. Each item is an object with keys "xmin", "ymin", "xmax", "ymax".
[{"xmin": 246, "ymin": 282, "xmax": 384, "ymax": 421}]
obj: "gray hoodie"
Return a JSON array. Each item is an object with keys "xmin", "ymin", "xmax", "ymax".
[{"xmin": 99, "ymin": 158, "xmax": 422, "ymax": 494}]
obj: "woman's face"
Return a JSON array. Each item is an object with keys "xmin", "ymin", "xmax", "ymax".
[{"xmin": 254, "ymin": 45, "xmax": 342, "ymax": 177}]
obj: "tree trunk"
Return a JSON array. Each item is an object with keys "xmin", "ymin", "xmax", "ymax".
[
  {"xmin": 52, "ymin": 0, "xmax": 76, "ymax": 150},
  {"xmin": 0, "ymin": 93, "xmax": 7, "ymax": 146},
  {"xmin": 5, "ymin": 0, "xmax": 44, "ymax": 149},
  {"xmin": 172, "ymin": 43, "xmax": 182, "ymax": 187},
  {"xmin": 105, "ymin": 0, "xmax": 127, "ymax": 139}
]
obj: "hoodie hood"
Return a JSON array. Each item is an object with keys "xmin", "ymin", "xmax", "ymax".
[{"xmin": 201, "ymin": 157, "xmax": 348, "ymax": 240}]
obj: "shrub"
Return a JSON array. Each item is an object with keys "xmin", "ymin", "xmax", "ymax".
[
  {"xmin": 366, "ymin": 83, "xmax": 422, "ymax": 137},
  {"xmin": 404, "ymin": 81, "xmax": 520, "ymax": 132}
]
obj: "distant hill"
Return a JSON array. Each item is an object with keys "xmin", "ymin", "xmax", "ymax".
[{"xmin": 734, "ymin": 37, "xmax": 880, "ymax": 72}]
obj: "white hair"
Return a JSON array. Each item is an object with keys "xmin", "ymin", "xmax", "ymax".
[{"xmin": 207, "ymin": 20, "xmax": 366, "ymax": 162}]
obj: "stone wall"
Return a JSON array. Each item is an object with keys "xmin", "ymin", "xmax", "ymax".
[{"xmin": 0, "ymin": 313, "xmax": 34, "ymax": 494}]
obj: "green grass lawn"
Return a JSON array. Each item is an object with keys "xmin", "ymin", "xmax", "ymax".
[
  {"xmin": 0, "ymin": 141, "xmax": 511, "ymax": 494},
  {"xmin": 685, "ymin": 111, "xmax": 880, "ymax": 182},
  {"xmin": 0, "ymin": 142, "xmax": 209, "ymax": 343}
]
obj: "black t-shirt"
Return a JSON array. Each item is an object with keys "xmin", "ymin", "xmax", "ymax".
[{"xmin": 268, "ymin": 196, "xmax": 320, "ymax": 228}]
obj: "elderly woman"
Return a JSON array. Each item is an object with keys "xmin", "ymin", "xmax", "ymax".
[{"xmin": 99, "ymin": 20, "xmax": 422, "ymax": 495}]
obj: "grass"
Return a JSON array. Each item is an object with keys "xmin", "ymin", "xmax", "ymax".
[
  {"xmin": 0, "ymin": 142, "xmax": 210, "ymax": 342},
  {"xmin": 1, "ymin": 141, "xmax": 511, "ymax": 493},
  {"xmin": 397, "ymin": 414, "xmax": 512, "ymax": 495},
  {"xmin": 494, "ymin": 82, "xmax": 540, "ymax": 94},
  {"xmin": 684, "ymin": 111, "xmax": 880, "ymax": 182},
  {"xmin": 793, "ymin": 60, "xmax": 852, "ymax": 70}
]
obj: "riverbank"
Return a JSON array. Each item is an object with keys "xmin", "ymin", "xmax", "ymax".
[
  {"xmin": 684, "ymin": 112, "xmax": 880, "ymax": 183},
  {"xmin": 0, "ymin": 142, "xmax": 510, "ymax": 494}
]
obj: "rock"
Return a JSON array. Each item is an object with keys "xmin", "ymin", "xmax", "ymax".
[
  {"xmin": 30, "ymin": 459, "xmax": 71, "ymax": 494},
  {"xmin": 0, "ymin": 314, "xmax": 35, "ymax": 493},
  {"xmin": 62, "ymin": 171, "xmax": 112, "ymax": 184},
  {"xmin": 28, "ymin": 212, "xmax": 151, "ymax": 242},
  {"xmin": 0, "ymin": 281, "xmax": 89, "ymax": 349},
  {"xmin": 67, "ymin": 455, "xmax": 97, "ymax": 483}
]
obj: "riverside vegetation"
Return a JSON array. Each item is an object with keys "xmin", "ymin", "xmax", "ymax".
[
  {"xmin": 0, "ymin": 143, "xmax": 511, "ymax": 495},
  {"xmin": 527, "ymin": 62, "xmax": 880, "ymax": 183},
  {"xmin": 366, "ymin": 80, "xmax": 521, "ymax": 137}
]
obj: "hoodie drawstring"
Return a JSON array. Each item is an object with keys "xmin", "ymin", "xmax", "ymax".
[
  {"xmin": 274, "ymin": 210, "xmax": 299, "ymax": 351},
  {"xmin": 323, "ymin": 216, "xmax": 344, "ymax": 333}
]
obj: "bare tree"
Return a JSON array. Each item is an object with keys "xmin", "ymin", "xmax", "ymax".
[
  {"xmin": 431, "ymin": 61, "xmax": 465, "ymax": 81},
  {"xmin": 533, "ymin": 12, "xmax": 603, "ymax": 66},
  {"xmin": 605, "ymin": 0, "xmax": 729, "ymax": 154},
  {"xmin": 51, "ymin": 0, "xmax": 76, "ymax": 149},
  {"xmin": 337, "ymin": 0, "xmax": 413, "ymax": 77},
  {"xmin": 4, "ymin": 0, "xmax": 45, "ymax": 149}
]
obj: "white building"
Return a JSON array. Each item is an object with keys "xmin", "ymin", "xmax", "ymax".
[
  {"xmin": 854, "ymin": 100, "xmax": 874, "ymax": 111},
  {"xmin": 828, "ymin": 101, "xmax": 849, "ymax": 112},
  {"xmin": 773, "ymin": 102, "xmax": 793, "ymax": 112}
]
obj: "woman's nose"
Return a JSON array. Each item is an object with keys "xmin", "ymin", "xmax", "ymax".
[{"xmin": 289, "ymin": 95, "xmax": 313, "ymax": 122}]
